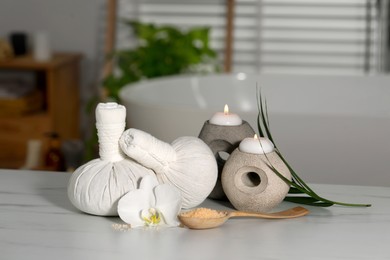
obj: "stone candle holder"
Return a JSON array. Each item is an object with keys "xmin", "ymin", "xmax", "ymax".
[
  {"xmin": 221, "ymin": 148, "xmax": 291, "ymax": 212},
  {"xmin": 198, "ymin": 120, "xmax": 255, "ymax": 199}
]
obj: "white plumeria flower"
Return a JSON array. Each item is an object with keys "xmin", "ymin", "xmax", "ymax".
[{"xmin": 118, "ymin": 175, "xmax": 182, "ymax": 228}]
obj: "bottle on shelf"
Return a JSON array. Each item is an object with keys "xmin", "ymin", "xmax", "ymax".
[{"xmin": 44, "ymin": 132, "xmax": 65, "ymax": 171}]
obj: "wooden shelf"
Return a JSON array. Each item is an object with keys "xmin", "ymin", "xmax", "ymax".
[
  {"xmin": 0, "ymin": 53, "xmax": 82, "ymax": 70},
  {"xmin": 0, "ymin": 53, "xmax": 82, "ymax": 169}
]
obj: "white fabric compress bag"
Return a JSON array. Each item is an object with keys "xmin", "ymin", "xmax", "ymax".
[
  {"xmin": 67, "ymin": 103, "xmax": 155, "ymax": 216},
  {"xmin": 119, "ymin": 128, "xmax": 218, "ymax": 209}
]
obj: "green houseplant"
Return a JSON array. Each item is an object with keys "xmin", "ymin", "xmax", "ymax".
[{"xmin": 103, "ymin": 20, "xmax": 219, "ymax": 101}]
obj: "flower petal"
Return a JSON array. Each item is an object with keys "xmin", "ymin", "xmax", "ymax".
[
  {"xmin": 118, "ymin": 189, "xmax": 155, "ymax": 227},
  {"xmin": 139, "ymin": 175, "xmax": 159, "ymax": 190},
  {"xmin": 154, "ymin": 184, "xmax": 182, "ymax": 226}
]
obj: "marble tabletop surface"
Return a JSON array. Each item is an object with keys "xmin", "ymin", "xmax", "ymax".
[{"xmin": 1, "ymin": 169, "xmax": 389, "ymax": 260}]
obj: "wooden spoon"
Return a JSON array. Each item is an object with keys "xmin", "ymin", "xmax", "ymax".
[{"xmin": 178, "ymin": 206, "xmax": 309, "ymax": 230}]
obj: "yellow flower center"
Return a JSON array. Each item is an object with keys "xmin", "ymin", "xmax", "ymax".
[{"xmin": 142, "ymin": 208, "xmax": 162, "ymax": 226}]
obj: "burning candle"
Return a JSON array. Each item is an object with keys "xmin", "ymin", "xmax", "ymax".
[
  {"xmin": 209, "ymin": 104, "xmax": 242, "ymax": 126},
  {"xmin": 239, "ymin": 134, "xmax": 274, "ymax": 154}
]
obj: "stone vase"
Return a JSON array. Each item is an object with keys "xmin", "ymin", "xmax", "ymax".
[
  {"xmin": 221, "ymin": 148, "xmax": 292, "ymax": 212},
  {"xmin": 198, "ymin": 120, "xmax": 255, "ymax": 199}
]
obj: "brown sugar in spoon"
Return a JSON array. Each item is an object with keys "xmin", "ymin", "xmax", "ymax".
[{"xmin": 178, "ymin": 206, "xmax": 309, "ymax": 230}]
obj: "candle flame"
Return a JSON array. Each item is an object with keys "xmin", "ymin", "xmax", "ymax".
[
  {"xmin": 224, "ymin": 104, "xmax": 229, "ymax": 115},
  {"xmin": 254, "ymin": 134, "xmax": 258, "ymax": 139}
]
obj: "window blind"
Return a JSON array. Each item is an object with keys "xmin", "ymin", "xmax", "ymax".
[{"xmin": 115, "ymin": 0, "xmax": 388, "ymax": 75}]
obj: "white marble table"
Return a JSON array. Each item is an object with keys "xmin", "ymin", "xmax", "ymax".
[{"xmin": 1, "ymin": 169, "xmax": 389, "ymax": 260}]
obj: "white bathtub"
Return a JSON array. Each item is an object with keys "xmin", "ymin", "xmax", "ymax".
[{"xmin": 119, "ymin": 73, "xmax": 390, "ymax": 187}]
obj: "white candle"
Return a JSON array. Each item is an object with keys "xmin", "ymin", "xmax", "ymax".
[
  {"xmin": 239, "ymin": 134, "xmax": 274, "ymax": 154},
  {"xmin": 209, "ymin": 104, "xmax": 242, "ymax": 126}
]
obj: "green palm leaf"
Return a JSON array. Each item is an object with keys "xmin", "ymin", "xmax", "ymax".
[{"xmin": 256, "ymin": 87, "xmax": 371, "ymax": 208}]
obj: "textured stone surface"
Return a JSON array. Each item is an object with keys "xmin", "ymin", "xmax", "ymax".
[
  {"xmin": 221, "ymin": 149, "xmax": 291, "ymax": 212},
  {"xmin": 198, "ymin": 120, "xmax": 255, "ymax": 199}
]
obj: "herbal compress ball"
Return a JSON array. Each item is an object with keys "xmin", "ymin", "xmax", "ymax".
[
  {"xmin": 119, "ymin": 128, "xmax": 218, "ymax": 208},
  {"xmin": 67, "ymin": 103, "xmax": 155, "ymax": 216}
]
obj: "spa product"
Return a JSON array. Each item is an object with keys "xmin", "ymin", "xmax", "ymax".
[
  {"xmin": 180, "ymin": 208, "xmax": 226, "ymax": 218},
  {"xmin": 178, "ymin": 206, "xmax": 309, "ymax": 230},
  {"xmin": 239, "ymin": 134, "xmax": 274, "ymax": 154},
  {"xmin": 67, "ymin": 103, "xmax": 155, "ymax": 216},
  {"xmin": 222, "ymin": 146, "xmax": 292, "ymax": 213},
  {"xmin": 119, "ymin": 128, "xmax": 218, "ymax": 209},
  {"xmin": 209, "ymin": 104, "xmax": 242, "ymax": 126},
  {"xmin": 198, "ymin": 119, "xmax": 255, "ymax": 199}
]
